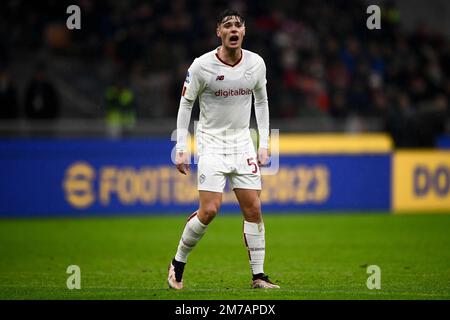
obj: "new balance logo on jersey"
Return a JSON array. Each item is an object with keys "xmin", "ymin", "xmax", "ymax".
[
  {"xmin": 215, "ymin": 88, "xmax": 252, "ymax": 98},
  {"xmin": 216, "ymin": 75, "xmax": 225, "ymax": 81}
]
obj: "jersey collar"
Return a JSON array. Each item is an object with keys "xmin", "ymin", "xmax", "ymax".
[{"xmin": 215, "ymin": 47, "xmax": 243, "ymax": 67}]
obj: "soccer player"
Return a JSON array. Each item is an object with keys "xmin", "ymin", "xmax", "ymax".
[{"xmin": 168, "ymin": 9, "xmax": 279, "ymax": 290}]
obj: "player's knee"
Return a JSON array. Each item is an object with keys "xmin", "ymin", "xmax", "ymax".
[
  {"xmin": 199, "ymin": 205, "xmax": 219, "ymax": 224},
  {"xmin": 243, "ymin": 200, "xmax": 261, "ymax": 222}
]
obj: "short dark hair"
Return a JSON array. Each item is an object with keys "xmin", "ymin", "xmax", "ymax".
[{"xmin": 216, "ymin": 9, "xmax": 245, "ymax": 26}]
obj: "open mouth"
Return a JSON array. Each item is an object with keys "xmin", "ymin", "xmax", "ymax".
[{"xmin": 229, "ymin": 35, "xmax": 239, "ymax": 43}]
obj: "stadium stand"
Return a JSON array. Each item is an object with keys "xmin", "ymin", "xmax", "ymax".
[{"xmin": 0, "ymin": 0, "xmax": 448, "ymax": 146}]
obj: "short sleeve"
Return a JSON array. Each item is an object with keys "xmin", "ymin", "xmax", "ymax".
[
  {"xmin": 254, "ymin": 56, "xmax": 267, "ymax": 90},
  {"xmin": 182, "ymin": 58, "xmax": 204, "ymax": 101}
]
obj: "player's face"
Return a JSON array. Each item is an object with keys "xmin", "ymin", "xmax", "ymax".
[{"xmin": 217, "ymin": 16, "xmax": 245, "ymax": 50}]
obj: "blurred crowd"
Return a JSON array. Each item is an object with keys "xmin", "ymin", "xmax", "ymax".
[{"xmin": 0, "ymin": 0, "xmax": 449, "ymax": 146}]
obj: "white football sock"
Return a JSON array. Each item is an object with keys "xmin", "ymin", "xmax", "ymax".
[
  {"xmin": 243, "ymin": 220, "xmax": 265, "ymax": 275},
  {"xmin": 174, "ymin": 212, "xmax": 207, "ymax": 263}
]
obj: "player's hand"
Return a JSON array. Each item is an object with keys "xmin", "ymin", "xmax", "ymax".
[
  {"xmin": 257, "ymin": 148, "xmax": 270, "ymax": 167},
  {"xmin": 175, "ymin": 151, "xmax": 190, "ymax": 175}
]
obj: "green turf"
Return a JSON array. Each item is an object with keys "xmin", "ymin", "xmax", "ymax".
[{"xmin": 0, "ymin": 213, "xmax": 449, "ymax": 300}]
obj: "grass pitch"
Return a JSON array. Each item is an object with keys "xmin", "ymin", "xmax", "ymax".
[{"xmin": 0, "ymin": 213, "xmax": 449, "ymax": 300}]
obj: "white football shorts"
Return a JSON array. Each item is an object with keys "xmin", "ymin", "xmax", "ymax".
[{"xmin": 197, "ymin": 153, "xmax": 261, "ymax": 192}]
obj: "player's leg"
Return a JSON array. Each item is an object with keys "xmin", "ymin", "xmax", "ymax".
[
  {"xmin": 168, "ymin": 154, "xmax": 226, "ymax": 289},
  {"xmin": 231, "ymin": 151, "xmax": 280, "ymax": 289},
  {"xmin": 168, "ymin": 190, "xmax": 222, "ymax": 289},
  {"xmin": 234, "ymin": 188, "xmax": 279, "ymax": 289},
  {"xmin": 174, "ymin": 190, "xmax": 222, "ymax": 264},
  {"xmin": 234, "ymin": 188, "xmax": 264, "ymax": 276}
]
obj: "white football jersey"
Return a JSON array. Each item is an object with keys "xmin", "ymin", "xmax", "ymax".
[{"xmin": 182, "ymin": 47, "xmax": 267, "ymax": 155}]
